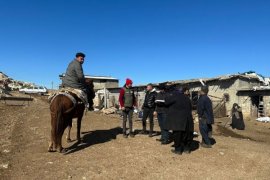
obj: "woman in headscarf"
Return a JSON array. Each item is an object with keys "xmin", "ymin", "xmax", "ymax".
[{"xmin": 231, "ymin": 103, "xmax": 245, "ymax": 130}]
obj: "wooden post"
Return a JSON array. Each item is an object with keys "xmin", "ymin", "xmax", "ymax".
[{"xmin": 104, "ymin": 88, "xmax": 107, "ymax": 109}]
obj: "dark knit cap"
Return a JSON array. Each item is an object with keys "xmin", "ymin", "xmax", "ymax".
[
  {"xmin": 76, "ymin": 52, "xmax": 86, "ymax": 58},
  {"xmin": 159, "ymin": 83, "xmax": 167, "ymax": 90}
]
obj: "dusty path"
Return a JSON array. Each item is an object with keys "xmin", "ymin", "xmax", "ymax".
[{"xmin": 1, "ymin": 97, "xmax": 270, "ymax": 179}]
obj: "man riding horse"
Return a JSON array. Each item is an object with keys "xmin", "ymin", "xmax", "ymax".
[
  {"xmin": 62, "ymin": 52, "xmax": 93, "ymax": 110},
  {"xmin": 48, "ymin": 52, "xmax": 94, "ymax": 153}
]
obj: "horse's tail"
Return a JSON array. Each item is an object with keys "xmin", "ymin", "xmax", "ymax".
[{"xmin": 51, "ymin": 95, "xmax": 65, "ymax": 148}]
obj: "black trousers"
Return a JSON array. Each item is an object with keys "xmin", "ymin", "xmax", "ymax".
[
  {"xmin": 183, "ymin": 119, "xmax": 194, "ymax": 148},
  {"xmin": 122, "ymin": 107, "xmax": 134, "ymax": 134},
  {"xmin": 183, "ymin": 131, "xmax": 193, "ymax": 147},
  {"xmin": 173, "ymin": 131, "xmax": 185, "ymax": 151},
  {"xmin": 142, "ymin": 107, "xmax": 155, "ymax": 132}
]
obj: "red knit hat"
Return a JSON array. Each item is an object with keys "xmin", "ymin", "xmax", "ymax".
[{"xmin": 126, "ymin": 78, "xmax": 133, "ymax": 85}]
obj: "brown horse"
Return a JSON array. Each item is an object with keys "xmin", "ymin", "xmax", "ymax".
[
  {"xmin": 66, "ymin": 80, "xmax": 95, "ymax": 142},
  {"xmin": 48, "ymin": 92, "xmax": 85, "ymax": 153}
]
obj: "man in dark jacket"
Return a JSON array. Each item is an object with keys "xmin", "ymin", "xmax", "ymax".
[
  {"xmin": 197, "ymin": 86, "xmax": 214, "ymax": 148},
  {"xmin": 181, "ymin": 86, "xmax": 194, "ymax": 153},
  {"xmin": 154, "ymin": 83, "xmax": 170, "ymax": 144},
  {"xmin": 140, "ymin": 83, "xmax": 157, "ymax": 137},
  {"xmin": 62, "ymin": 52, "xmax": 93, "ymax": 110},
  {"xmin": 119, "ymin": 78, "xmax": 137, "ymax": 138},
  {"xmin": 164, "ymin": 86, "xmax": 193, "ymax": 155},
  {"xmin": 63, "ymin": 52, "xmax": 86, "ymax": 90}
]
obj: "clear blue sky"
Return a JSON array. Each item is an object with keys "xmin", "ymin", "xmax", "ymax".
[{"xmin": 0, "ymin": 0, "xmax": 269, "ymax": 88}]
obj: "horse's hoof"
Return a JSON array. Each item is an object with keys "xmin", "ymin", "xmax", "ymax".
[
  {"xmin": 48, "ymin": 147, "xmax": 56, "ymax": 153},
  {"xmin": 67, "ymin": 138, "xmax": 72, "ymax": 143}
]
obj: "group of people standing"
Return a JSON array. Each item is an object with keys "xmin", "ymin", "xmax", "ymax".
[
  {"xmin": 62, "ymin": 52, "xmax": 215, "ymax": 155},
  {"xmin": 119, "ymin": 78, "xmax": 215, "ymax": 155}
]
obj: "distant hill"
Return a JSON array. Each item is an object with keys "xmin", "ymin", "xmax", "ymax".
[{"xmin": 0, "ymin": 71, "xmax": 35, "ymax": 91}]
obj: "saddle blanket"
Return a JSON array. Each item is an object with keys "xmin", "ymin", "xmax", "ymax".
[{"xmin": 48, "ymin": 88, "xmax": 88, "ymax": 108}]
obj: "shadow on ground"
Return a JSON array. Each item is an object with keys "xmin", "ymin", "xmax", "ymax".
[
  {"xmin": 190, "ymin": 140, "xmax": 200, "ymax": 152},
  {"xmin": 65, "ymin": 127, "xmax": 122, "ymax": 155}
]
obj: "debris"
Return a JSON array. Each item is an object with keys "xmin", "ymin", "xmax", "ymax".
[
  {"xmin": 101, "ymin": 107, "xmax": 118, "ymax": 115},
  {"xmin": 1, "ymin": 163, "xmax": 9, "ymax": 169},
  {"xmin": 47, "ymin": 162, "xmax": 53, "ymax": 164},
  {"xmin": 94, "ymin": 108, "xmax": 100, "ymax": 112},
  {"xmin": 3, "ymin": 149, "xmax": 10, "ymax": 153},
  {"xmin": 256, "ymin": 117, "xmax": 270, "ymax": 123},
  {"xmin": 219, "ymin": 152, "xmax": 225, "ymax": 156}
]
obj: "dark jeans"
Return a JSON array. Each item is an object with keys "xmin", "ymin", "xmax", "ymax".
[
  {"xmin": 123, "ymin": 107, "xmax": 134, "ymax": 134},
  {"xmin": 142, "ymin": 107, "xmax": 155, "ymax": 133},
  {"xmin": 199, "ymin": 119, "xmax": 212, "ymax": 145},
  {"xmin": 173, "ymin": 131, "xmax": 185, "ymax": 151},
  {"xmin": 157, "ymin": 113, "xmax": 170, "ymax": 141}
]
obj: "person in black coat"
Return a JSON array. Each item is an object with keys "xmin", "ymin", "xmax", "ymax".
[
  {"xmin": 231, "ymin": 103, "xmax": 245, "ymax": 130},
  {"xmin": 197, "ymin": 86, "xmax": 214, "ymax": 148},
  {"xmin": 140, "ymin": 83, "xmax": 157, "ymax": 137},
  {"xmin": 164, "ymin": 86, "xmax": 193, "ymax": 155},
  {"xmin": 181, "ymin": 87, "xmax": 194, "ymax": 153}
]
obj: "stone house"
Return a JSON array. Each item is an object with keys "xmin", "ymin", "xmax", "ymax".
[{"xmin": 104, "ymin": 73, "xmax": 269, "ymax": 118}]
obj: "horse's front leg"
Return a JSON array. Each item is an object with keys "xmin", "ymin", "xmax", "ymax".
[
  {"xmin": 48, "ymin": 132, "xmax": 56, "ymax": 152},
  {"xmin": 66, "ymin": 125, "xmax": 72, "ymax": 143},
  {"xmin": 77, "ymin": 117, "xmax": 82, "ymax": 144}
]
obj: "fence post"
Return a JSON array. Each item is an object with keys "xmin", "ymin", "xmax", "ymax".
[{"xmin": 104, "ymin": 88, "xmax": 107, "ymax": 109}]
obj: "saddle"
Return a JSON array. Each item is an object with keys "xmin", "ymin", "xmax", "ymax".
[{"xmin": 48, "ymin": 88, "xmax": 88, "ymax": 109}]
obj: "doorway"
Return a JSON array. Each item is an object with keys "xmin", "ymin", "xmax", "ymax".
[{"xmin": 250, "ymin": 96, "xmax": 263, "ymax": 117}]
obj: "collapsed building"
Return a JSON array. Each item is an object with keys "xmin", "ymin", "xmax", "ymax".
[
  {"xmin": 101, "ymin": 72, "xmax": 270, "ymax": 118},
  {"xmin": 0, "ymin": 71, "xmax": 36, "ymax": 94},
  {"xmin": 0, "ymin": 72, "xmax": 11, "ymax": 94}
]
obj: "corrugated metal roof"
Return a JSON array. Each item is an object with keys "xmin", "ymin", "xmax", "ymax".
[
  {"xmin": 60, "ymin": 73, "xmax": 118, "ymax": 80},
  {"xmin": 162, "ymin": 73, "xmax": 263, "ymax": 85},
  {"xmin": 84, "ymin": 75, "xmax": 118, "ymax": 80}
]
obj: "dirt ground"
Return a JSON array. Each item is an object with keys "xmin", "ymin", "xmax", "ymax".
[{"xmin": 1, "ymin": 95, "xmax": 270, "ymax": 180}]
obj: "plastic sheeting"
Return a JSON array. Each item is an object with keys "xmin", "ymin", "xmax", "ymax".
[{"xmin": 256, "ymin": 117, "xmax": 270, "ymax": 123}]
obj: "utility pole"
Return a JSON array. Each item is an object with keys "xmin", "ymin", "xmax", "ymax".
[{"xmin": 51, "ymin": 81, "xmax": 54, "ymax": 90}]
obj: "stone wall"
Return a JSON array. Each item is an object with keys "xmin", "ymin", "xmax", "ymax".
[
  {"xmin": 93, "ymin": 81, "xmax": 119, "ymax": 90},
  {"xmin": 237, "ymin": 90, "xmax": 270, "ymax": 118},
  {"xmin": 187, "ymin": 79, "xmax": 239, "ymax": 116},
  {"xmin": 263, "ymin": 96, "xmax": 270, "ymax": 116},
  {"xmin": 238, "ymin": 96, "xmax": 252, "ymax": 118}
]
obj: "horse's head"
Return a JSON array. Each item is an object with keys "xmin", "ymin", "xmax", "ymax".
[
  {"xmin": 85, "ymin": 79, "xmax": 95, "ymax": 99},
  {"xmin": 85, "ymin": 79, "xmax": 94, "ymax": 89}
]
